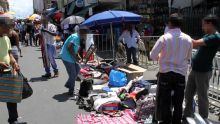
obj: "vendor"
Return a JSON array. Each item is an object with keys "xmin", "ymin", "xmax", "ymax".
[{"xmin": 118, "ymin": 24, "xmax": 140, "ymax": 65}]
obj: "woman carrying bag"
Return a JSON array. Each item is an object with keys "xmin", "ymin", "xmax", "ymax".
[{"xmin": 0, "ymin": 13, "xmax": 27, "ymax": 124}]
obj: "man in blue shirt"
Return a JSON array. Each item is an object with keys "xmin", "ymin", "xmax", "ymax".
[{"xmin": 60, "ymin": 25, "xmax": 82, "ymax": 96}]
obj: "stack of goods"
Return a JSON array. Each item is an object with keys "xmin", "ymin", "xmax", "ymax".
[{"xmin": 75, "ymin": 67, "xmax": 157, "ymax": 123}]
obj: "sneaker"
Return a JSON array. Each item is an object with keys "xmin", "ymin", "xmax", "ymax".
[
  {"xmin": 53, "ymin": 71, "xmax": 59, "ymax": 78},
  {"xmin": 42, "ymin": 73, "xmax": 51, "ymax": 78}
]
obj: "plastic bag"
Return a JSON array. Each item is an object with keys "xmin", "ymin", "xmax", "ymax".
[{"xmin": 109, "ymin": 70, "xmax": 127, "ymax": 87}]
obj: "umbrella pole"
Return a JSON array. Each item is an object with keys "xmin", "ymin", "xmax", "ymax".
[{"xmin": 110, "ymin": 23, "xmax": 115, "ymax": 62}]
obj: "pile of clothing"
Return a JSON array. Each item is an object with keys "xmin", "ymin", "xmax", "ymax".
[{"xmin": 76, "ymin": 72, "xmax": 157, "ymax": 123}]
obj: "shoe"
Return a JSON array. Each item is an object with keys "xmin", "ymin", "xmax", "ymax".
[
  {"xmin": 41, "ymin": 73, "xmax": 51, "ymax": 78},
  {"xmin": 10, "ymin": 121, "xmax": 27, "ymax": 124},
  {"xmin": 53, "ymin": 71, "xmax": 59, "ymax": 78},
  {"xmin": 67, "ymin": 89, "xmax": 74, "ymax": 96}
]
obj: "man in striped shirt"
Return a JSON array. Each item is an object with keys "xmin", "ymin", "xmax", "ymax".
[{"xmin": 150, "ymin": 13, "xmax": 192, "ymax": 124}]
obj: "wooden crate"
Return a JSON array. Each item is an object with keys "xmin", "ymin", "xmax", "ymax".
[{"xmin": 118, "ymin": 64, "xmax": 146, "ymax": 81}]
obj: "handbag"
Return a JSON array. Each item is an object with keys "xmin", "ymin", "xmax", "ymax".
[
  {"xmin": 135, "ymin": 95, "xmax": 156, "ymax": 120},
  {"xmin": 20, "ymin": 72, "xmax": 33, "ymax": 99},
  {"xmin": 0, "ymin": 72, "xmax": 23, "ymax": 103}
]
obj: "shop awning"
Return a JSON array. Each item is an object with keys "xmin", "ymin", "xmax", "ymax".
[
  {"xmin": 67, "ymin": 1, "xmax": 75, "ymax": 15},
  {"xmin": 74, "ymin": 3, "xmax": 98, "ymax": 17},
  {"xmin": 172, "ymin": 0, "xmax": 204, "ymax": 9}
]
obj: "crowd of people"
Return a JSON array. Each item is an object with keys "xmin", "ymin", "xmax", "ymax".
[{"xmin": 0, "ymin": 8, "xmax": 220, "ymax": 124}]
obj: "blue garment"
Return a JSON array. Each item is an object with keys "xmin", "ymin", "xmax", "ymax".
[
  {"xmin": 45, "ymin": 44, "xmax": 58, "ymax": 74},
  {"xmin": 62, "ymin": 60, "xmax": 81, "ymax": 91},
  {"xmin": 60, "ymin": 33, "xmax": 80, "ymax": 63}
]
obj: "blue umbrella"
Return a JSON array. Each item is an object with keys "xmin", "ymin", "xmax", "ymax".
[
  {"xmin": 81, "ymin": 10, "xmax": 142, "ymax": 61},
  {"xmin": 81, "ymin": 10, "xmax": 142, "ymax": 28}
]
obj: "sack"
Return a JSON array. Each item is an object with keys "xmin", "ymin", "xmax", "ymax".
[
  {"xmin": 0, "ymin": 72, "xmax": 23, "ymax": 103},
  {"xmin": 109, "ymin": 70, "xmax": 127, "ymax": 87},
  {"xmin": 79, "ymin": 79, "xmax": 93, "ymax": 97},
  {"xmin": 93, "ymin": 96, "xmax": 121, "ymax": 112},
  {"xmin": 21, "ymin": 73, "xmax": 33, "ymax": 99},
  {"xmin": 135, "ymin": 95, "xmax": 156, "ymax": 120}
]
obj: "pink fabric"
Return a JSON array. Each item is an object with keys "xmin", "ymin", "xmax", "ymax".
[
  {"xmin": 76, "ymin": 110, "xmax": 136, "ymax": 124},
  {"xmin": 150, "ymin": 28, "xmax": 192, "ymax": 76}
]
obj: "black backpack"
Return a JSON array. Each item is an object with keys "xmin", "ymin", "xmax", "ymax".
[{"xmin": 79, "ymin": 79, "xmax": 93, "ymax": 97}]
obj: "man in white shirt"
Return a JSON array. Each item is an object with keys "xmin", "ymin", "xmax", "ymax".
[
  {"xmin": 150, "ymin": 13, "xmax": 192, "ymax": 124},
  {"xmin": 118, "ymin": 24, "xmax": 140, "ymax": 65},
  {"xmin": 41, "ymin": 17, "xmax": 59, "ymax": 78}
]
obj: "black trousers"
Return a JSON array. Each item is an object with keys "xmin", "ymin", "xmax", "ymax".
[
  {"xmin": 126, "ymin": 47, "xmax": 138, "ymax": 65},
  {"xmin": 7, "ymin": 102, "xmax": 18, "ymax": 123},
  {"xmin": 156, "ymin": 72, "xmax": 185, "ymax": 124}
]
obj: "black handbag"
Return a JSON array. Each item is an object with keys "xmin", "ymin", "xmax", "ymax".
[{"xmin": 20, "ymin": 72, "xmax": 33, "ymax": 99}]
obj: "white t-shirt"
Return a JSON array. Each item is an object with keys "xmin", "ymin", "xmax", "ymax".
[
  {"xmin": 118, "ymin": 29, "xmax": 140, "ymax": 48},
  {"xmin": 43, "ymin": 23, "xmax": 57, "ymax": 45}
]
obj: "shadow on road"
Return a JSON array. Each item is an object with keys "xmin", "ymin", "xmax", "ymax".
[
  {"xmin": 53, "ymin": 92, "xmax": 70, "ymax": 102},
  {"xmin": 29, "ymin": 77, "xmax": 48, "ymax": 82}
]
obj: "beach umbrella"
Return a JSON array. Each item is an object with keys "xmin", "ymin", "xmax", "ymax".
[
  {"xmin": 29, "ymin": 14, "xmax": 41, "ymax": 21},
  {"xmin": 61, "ymin": 15, "xmax": 85, "ymax": 28}
]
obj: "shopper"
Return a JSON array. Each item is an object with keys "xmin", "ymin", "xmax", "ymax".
[
  {"xmin": 0, "ymin": 13, "xmax": 26, "ymax": 124},
  {"xmin": 184, "ymin": 14, "xmax": 220, "ymax": 120},
  {"xmin": 118, "ymin": 24, "xmax": 140, "ymax": 65},
  {"xmin": 150, "ymin": 13, "xmax": 192, "ymax": 124},
  {"xmin": 41, "ymin": 17, "xmax": 59, "ymax": 78},
  {"xmin": 60, "ymin": 25, "xmax": 82, "ymax": 96}
]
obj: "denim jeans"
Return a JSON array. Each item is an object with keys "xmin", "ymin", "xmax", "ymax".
[
  {"xmin": 45, "ymin": 44, "xmax": 58, "ymax": 74},
  {"xmin": 126, "ymin": 47, "xmax": 138, "ymax": 65},
  {"xmin": 156, "ymin": 72, "xmax": 185, "ymax": 124},
  {"xmin": 62, "ymin": 60, "xmax": 81, "ymax": 91}
]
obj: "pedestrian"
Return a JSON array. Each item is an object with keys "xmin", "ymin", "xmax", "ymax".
[
  {"xmin": 183, "ymin": 14, "xmax": 220, "ymax": 120},
  {"xmin": 8, "ymin": 28, "xmax": 20, "ymax": 62},
  {"xmin": 0, "ymin": 13, "xmax": 26, "ymax": 124},
  {"xmin": 33, "ymin": 20, "xmax": 41, "ymax": 46},
  {"xmin": 60, "ymin": 25, "xmax": 82, "ymax": 96},
  {"xmin": 118, "ymin": 24, "xmax": 140, "ymax": 65},
  {"xmin": 41, "ymin": 17, "xmax": 59, "ymax": 78},
  {"xmin": 26, "ymin": 20, "xmax": 34, "ymax": 46},
  {"xmin": 150, "ymin": 13, "xmax": 192, "ymax": 124},
  {"xmin": 20, "ymin": 21, "xmax": 26, "ymax": 45}
]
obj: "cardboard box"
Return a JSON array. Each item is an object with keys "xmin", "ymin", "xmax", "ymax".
[{"xmin": 118, "ymin": 64, "xmax": 146, "ymax": 81}]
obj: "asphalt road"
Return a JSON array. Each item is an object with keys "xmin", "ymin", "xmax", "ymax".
[{"xmin": 0, "ymin": 46, "xmax": 88, "ymax": 124}]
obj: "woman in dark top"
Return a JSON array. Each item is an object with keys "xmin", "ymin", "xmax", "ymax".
[{"xmin": 8, "ymin": 29, "xmax": 20, "ymax": 62}]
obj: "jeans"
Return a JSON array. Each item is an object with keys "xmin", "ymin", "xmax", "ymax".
[
  {"xmin": 7, "ymin": 102, "xmax": 18, "ymax": 123},
  {"xmin": 45, "ymin": 44, "xmax": 58, "ymax": 74},
  {"xmin": 126, "ymin": 47, "xmax": 138, "ymax": 65},
  {"xmin": 62, "ymin": 60, "xmax": 81, "ymax": 91},
  {"xmin": 156, "ymin": 72, "xmax": 185, "ymax": 124},
  {"xmin": 184, "ymin": 71, "xmax": 212, "ymax": 119}
]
